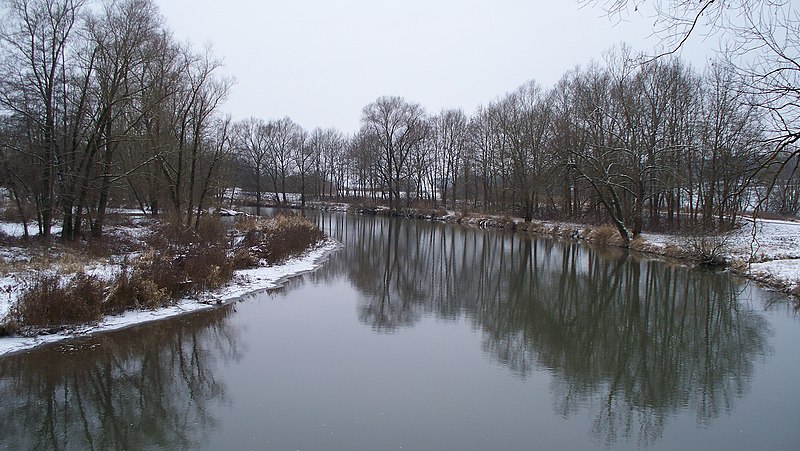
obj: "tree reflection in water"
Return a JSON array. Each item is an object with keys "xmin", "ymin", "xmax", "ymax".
[
  {"xmin": 0, "ymin": 305, "xmax": 241, "ymax": 450},
  {"xmin": 321, "ymin": 214, "xmax": 770, "ymax": 446},
  {"xmin": 0, "ymin": 213, "xmax": 774, "ymax": 449}
]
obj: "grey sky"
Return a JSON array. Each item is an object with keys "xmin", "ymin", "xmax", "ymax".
[{"xmin": 155, "ymin": 0, "xmax": 710, "ymax": 134}]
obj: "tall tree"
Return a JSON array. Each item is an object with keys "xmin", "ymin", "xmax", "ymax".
[
  {"xmin": 83, "ymin": 0, "xmax": 163, "ymax": 238},
  {"xmin": 431, "ymin": 108, "xmax": 468, "ymax": 209},
  {"xmin": 361, "ymin": 96, "xmax": 427, "ymax": 210},
  {"xmin": 265, "ymin": 117, "xmax": 299, "ymax": 205},
  {"xmin": 234, "ymin": 117, "xmax": 269, "ymax": 215},
  {"xmin": 291, "ymin": 127, "xmax": 313, "ymax": 207},
  {"xmin": 0, "ymin": 0, "xmax": 84, "ymax": 237}
]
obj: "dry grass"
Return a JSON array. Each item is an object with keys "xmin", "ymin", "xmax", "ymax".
[
  {"xmin": 230, "ymin": 247, "xmax": 258, "ymax": 269},
  {"xmin": 235, "ymin": 214, "xmax": 325, "ymax": 266},
  {"xmin": 12, "ymin": 273, "xmax": 105, "ymax": 328},
  {"xmin": 790, "ymin": 282, "xmax": 800, "ymax": 299},
  {"xmin": 107, "ymin": 215, "xmax": 234, "ymax": 312},
  {"xmin": 589, "ymin": 224, "xmax": 619, "ymax": 245},
  {"xmin": 662, "ymin": 243, "xmax": 686, "ymax": 258},
  {"xmin": 728, "ymin": 258, "xmax": 749, "ymax": 273},
  {"xmin": 105, "ymin": 250, "xmax": 178, "ymax": 313},
  {"xmin": 629, "ymin": 236, "xmax": 646, "ymax": 252},
  {"xmin": 498, "ymin": 215, "xmax": 516, "ymax": 229},
  {"xmin": 5, "ymin": 213, "xmax": 327, "ymax": 329}
]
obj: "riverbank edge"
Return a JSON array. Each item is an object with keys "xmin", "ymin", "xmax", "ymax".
[
  {"xmin": 432, "ymin": 211, "xmax": 799, "ymax": 303},
  {"xmin": 299, "ymin": 201, "xmax": 799, "ymax": 304},
  {"xmin": 0, "ymin": 239, "xmax": 342, "ymax": 358}
]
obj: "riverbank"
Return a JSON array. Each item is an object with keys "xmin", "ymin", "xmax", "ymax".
[
  {"xmin": 250, "ymin": 198, "xmax": 800, "ymax": 301},
  {"xmin": 435, "ymin": 210, "xmax": 800, "ymax": 302},
  {"xmin": 296, "ymin": 201, "xmax": 799, "ymax": 303},
  {"xmin": 0, "ymin": 215, "xmax": 341, "ymax": 357}
]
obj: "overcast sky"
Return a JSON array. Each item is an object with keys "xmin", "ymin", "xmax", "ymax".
[{"xmin": 155, "ymin": 0, "xmax": 712, "ymax": 134}]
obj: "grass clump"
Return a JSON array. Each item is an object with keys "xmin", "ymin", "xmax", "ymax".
[
  {"xmin": 235, "ymin": 214, "xmax": 325, "ymax": 266},
  {"xmin": 587, "ymin": 224, "xmax": 629, "ymax": 247},
  {"xmin": 13, "ymin": 273, "xmax": 105, "ymax": 328}
]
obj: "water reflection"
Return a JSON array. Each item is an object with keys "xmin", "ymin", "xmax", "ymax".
[
  {"xmin": 0, "ymin": 212, "xmax": 776, "ymax": 449},
  {"xmin": 0, "ymin": 306, "xmax": 241, "ymax": 450},
  {"xmin": 316, "ymin": 213, "xmax": 770, "ymax": 445}
]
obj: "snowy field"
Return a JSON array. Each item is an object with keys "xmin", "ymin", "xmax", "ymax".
[{"xmin": 0, "ymin": 217, "xmax": 340, "ymax": 357}]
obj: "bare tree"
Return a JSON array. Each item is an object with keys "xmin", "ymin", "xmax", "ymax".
[
  {"xmin": 468, "ymin": 106, "xmax": 506, "ymax": 211},
  {"xmin": 0, "ymin": 0, "xmax": 84, "ymax": 237},
  {"xmin": 127, "ymin": 28, "xmax": 186, "ymax": 217},
  {"xmin": 308, "ymin": 127, "xmax": 345, "ymax": 199},
  {"xmin": 183, "ymin": 63, "xmax": 231, "ymax": 228},
  {"xmin": 234, "ymin": 117, "xmax": 269, "ymax": 214},
  {"xmin": 361, "ymin": 96, "xmax": 427, "ymax": 211},
  {"xmin": 493, "ymin": 81, "xmax": 555, "ymax": 221},
  {"xmin": 694, "ymin": 63, "xmax": 764, "ymax": 228},
  {"xmin": 431, "ymin": 108, "xmax": 468, "ymax": 209},
  {"xmin": 265, "ymin": 117, "xmax": 299, "ymax": 205},
  {"xmin": 192, "ymin": 115, "xmax": 234, "ymax": 227},
  {"xmin": 158, "ymin": 46, "xmax": 229, "ymax": 225},
  {"xmin": 568, "ymin": 60, "xmax": 635, "ymax": 242},
  {"xmin": 291, "ymin": 127, "xmax": 314, "ymax": 207},
  {"xmin": 83, "ymin": 0, "xmax": 166, "ymax": 238},
  {"xmin": 581, "ymin": 0, "xmax": 800, "ymax": 213},
  {"xmin": 349, "ymin": 128, "xmax": 382, "ymax": 200}
]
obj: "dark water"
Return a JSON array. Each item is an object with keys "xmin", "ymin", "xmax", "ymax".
[{"xmin": 1, "ymin": 212, "xmax": 798, "ymax": 450}]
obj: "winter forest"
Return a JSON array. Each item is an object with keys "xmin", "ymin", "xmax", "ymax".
[{"xmin": 1, "ymin": 0, "xmax": 798, "ymax": 245}]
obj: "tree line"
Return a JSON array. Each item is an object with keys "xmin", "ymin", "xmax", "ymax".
[
  {"xmin": 0, "ymin": 0, "xmax": 232, "ymax": 239},
  {"xmin": 244, "ymin": 48, "xmax": 787, "ymax": 244},
  {"xmin": 1, "ymin": 0, "xmax": 796, "ymax": 244}
]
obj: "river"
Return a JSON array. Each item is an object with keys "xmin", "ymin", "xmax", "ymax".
[{"xmin": 1, "ymin": 211, "xmax": 798, "ymax": 450}]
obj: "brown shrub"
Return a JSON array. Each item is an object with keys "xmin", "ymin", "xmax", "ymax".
[
  {"xmin": 183, "ymin": 244, "xmax": 232, "ymax": 291},
  {"xmin": 106, "ymin": 215, "xmax": 235, "ymax": 312},
  {"xmin": 230, "ymin": 247, "xmax": 258, "ymax": 269},
  {"xmin": 105, "ymin": 252, "xmax": 174, "ymax": 313},
  {"xmin": 410, "ymin": 207, "xmax": 446, "ymax": 219},
  {"xmin": 663, "ymin": 243, "xmax": 687, "ymax": 259},
  {"xmin": 136, "ymin": 249, "xmax": 187, "ymax": 298},
  {"xmin": 15, "ymin": 273, "xmax": 105, "ymax": 327},
  {"xmin": 728, "ymin": 258, "xmax": 748, "ymax": 273},
  {"xmin": 236, "ymin": 214, "xmax": 325, "ymax": 265},
  {"xmin": 195, "ymin": 214, "xmax": 228, "ymax": 245},
  {"xmin": 790, "ymin": 282, "xmax": 800, "ymax": 299}
]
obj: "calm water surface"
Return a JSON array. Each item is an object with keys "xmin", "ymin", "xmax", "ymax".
[{"xmin": 1, "ymin": 212, "xmax": 798, "ymax": 450}]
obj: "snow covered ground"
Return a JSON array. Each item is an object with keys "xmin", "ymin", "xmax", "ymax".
[
  {"xmin": 639, "ymin": 217, "xmax": 800, "ymax": 293},
  {"xmin": 0, "ymin": 217, "xmax": 341, "ymax": 357},
  {"xmin": 730, "ymin": 219, "xmax": 800, "ymax": 295}
]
